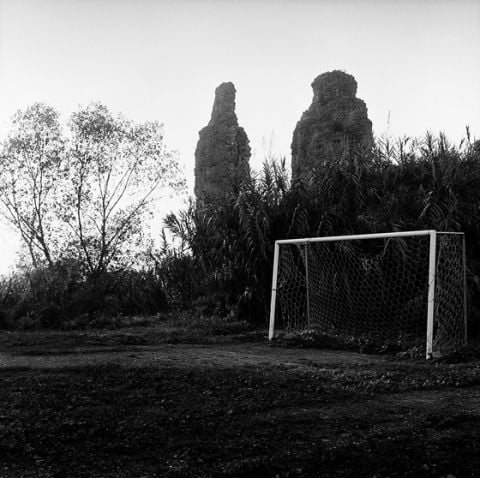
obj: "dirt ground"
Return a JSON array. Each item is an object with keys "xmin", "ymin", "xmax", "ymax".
[
  {"xmin": 1, "ymin": 330, "xmax": 480, "ymax": 477},
  {"xmin": 0, "ymin": 341, "xmax": 387, "ymax": 369}
]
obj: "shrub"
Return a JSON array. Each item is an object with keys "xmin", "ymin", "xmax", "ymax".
[
  {"xmin": 164, "ymin": 133, "xmax": 480, "ymax": 335},
  {"xmin": 0, "ymin": 260, "xmax": 173, "ymax": 329}
]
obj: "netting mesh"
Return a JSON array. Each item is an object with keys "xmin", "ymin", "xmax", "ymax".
[
  {"xmin": 434, "ymin": 234, "xmax": 466, "ymax": 353},
  {"xmin": 273, "ymin": 233, "xmax": 466, "ymax": 355}
]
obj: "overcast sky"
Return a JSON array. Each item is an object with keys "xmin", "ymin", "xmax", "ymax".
[{"xmin": 0, "ymin": 0, "xmax": 479, "ymax": 273}]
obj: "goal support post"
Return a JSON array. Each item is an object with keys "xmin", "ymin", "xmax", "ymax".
[
  {"xmin": 269, "ymin": 230, "xmax": 467, "ymax": 359},
  {"xmin": 268, "ymin": 241, "xmax": 280, "ymax": 341},
  {"xmin": 426, "ymin": 230, "xmax": 436, "ymax": 359}
]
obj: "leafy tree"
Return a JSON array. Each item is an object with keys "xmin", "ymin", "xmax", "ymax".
[
  {"xmin": 0, "ymin": 104, "xmax": 66, "ymax": 267},
  {"xmin": 63, "ymin": 103, "xmax": 185, "ymax": 275},
  {"xmin": 0, "ymin": 102, "xmax": 185, "ymax": 275}
]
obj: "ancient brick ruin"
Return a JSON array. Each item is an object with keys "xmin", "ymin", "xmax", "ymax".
[
  {"xmin": 194, "ymin": 82, "xmax": 251, "ymax": 201},
  {"xmin": 291, "ymin": 70, "xmax": 373, "ymax": 179}
]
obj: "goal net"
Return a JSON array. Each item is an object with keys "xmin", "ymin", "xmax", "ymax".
[{"xmin": 268, "ymin": 230, "xmax": 467, "ymax": 358}]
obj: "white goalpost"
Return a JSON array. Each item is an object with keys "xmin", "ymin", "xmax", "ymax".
[{"xmin": 268, "ymin": 230, "xmax": 467, "ymax": 359}]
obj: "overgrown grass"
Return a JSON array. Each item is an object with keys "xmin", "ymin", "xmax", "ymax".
[
  {"xmin": 0, "ymin": 313, "xmax": 258, "ymax": 352},
  {"xmin": 272, "ymin": 329, "xmax": 426, "ymax": 356}
]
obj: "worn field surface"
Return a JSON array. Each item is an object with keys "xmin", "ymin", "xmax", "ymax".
[{"xmin": 1, "ymin": 326, "xmax": 480, "ymax": 477}]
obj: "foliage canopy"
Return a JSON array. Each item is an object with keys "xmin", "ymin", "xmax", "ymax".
[{"xmin": 0, "ymin": 102, "xmax": 185, "ymax": 275}]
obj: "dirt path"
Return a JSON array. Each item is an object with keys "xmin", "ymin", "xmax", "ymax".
[
  {"xmin": 2, "ymin": 341, "xmax": 480, "ymax": 414},
  {"xmin": 0, "ymin": 342, "xmax": 388, "ymax": 370}
]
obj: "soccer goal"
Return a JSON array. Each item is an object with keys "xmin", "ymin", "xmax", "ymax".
[{"xmin": 268, "ymin": 230, "xmax": 467, "ymax": 358}]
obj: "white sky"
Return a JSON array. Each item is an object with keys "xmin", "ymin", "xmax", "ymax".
[{"xmin": 0, "ymin": 0, "xmax": 479, "ymax": 273}]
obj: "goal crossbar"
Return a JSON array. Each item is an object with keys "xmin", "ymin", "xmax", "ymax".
[{"xmin": 275, "ymin": 230, "xmax": 463, "ymax": 246}]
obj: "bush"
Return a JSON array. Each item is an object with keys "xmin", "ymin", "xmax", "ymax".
[
  {"xmin": 164, "ymin": 133, "xmax": 480, "ymax": 335},
  {"xmin": 0, "ymin": 308, "xmax": 8, "ymax": 329},
  {"xmin": 0, "ymin": 261, "xmax": 174, "ymax": 330}
]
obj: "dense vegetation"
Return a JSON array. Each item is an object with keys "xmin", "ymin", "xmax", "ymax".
[
  {"xmin": 1, "ymin": 105, "xmax": 480, "ymax": 339},
  {"xmin": 164, "ymin": 133, "xmax": 480, "ymax": 336}
]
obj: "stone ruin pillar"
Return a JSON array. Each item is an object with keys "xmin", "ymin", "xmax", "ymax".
[
  {"xmin": 194, "ymin": 82, "xmax": 251, "ymax": 202},
  {"xmin": 291, "ymin": 70, "xmax": 373, "ymax": 180}
]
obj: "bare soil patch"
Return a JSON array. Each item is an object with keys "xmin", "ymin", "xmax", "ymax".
[{"xmin": 0, "ymin": 342, "xmax": 386, "ymax": 370}]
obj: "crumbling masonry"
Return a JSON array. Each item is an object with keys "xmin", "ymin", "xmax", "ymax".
[
  {"xmin": 291, "ymin": 70, "xmax": 373, "ymax": 179},
  {"xmin": 194, "ymin": 82, "xmax": 251, "ymax": 201}
]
